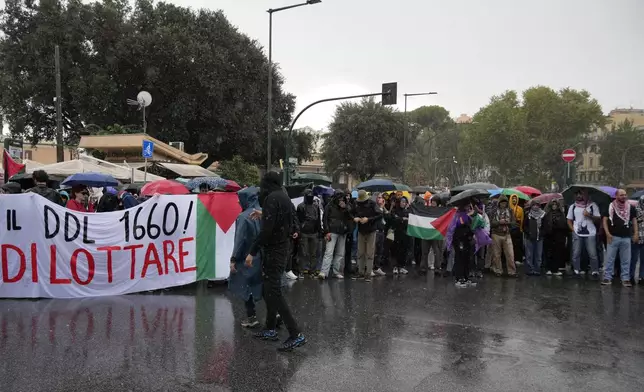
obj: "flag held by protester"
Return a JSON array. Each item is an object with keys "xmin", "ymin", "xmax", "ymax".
[
  {"xmin": 2, "ymin": 148, "xmax": 26, "ymax": 183},
  {"xmin": 407, "ymin": 204, "xmax": 456, "ymax": 240}
]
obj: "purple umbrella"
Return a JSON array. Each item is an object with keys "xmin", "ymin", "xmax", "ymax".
[{"xmin": 600, "ymin": 186, "xmax": 618, "ymax": 198}]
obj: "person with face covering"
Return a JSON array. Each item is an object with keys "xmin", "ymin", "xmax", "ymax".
[
  {"xmin": 296, "ymin": 189, "xmax": 322, "ymax": 278},
  {"xmin": 248, "ymin": 172, "xmax": 305, "ymax": 351},
  {"xmin": 543, "ymin": 199, "xmax": 567, "ymax": 276},
  {"xmin": 445, "ymin": 202, "xmax": 476, "ymax": 287},
  {"xmin": 602, "ymin": 189, "xmax": 638, "ymax": 287},
  {"xmin": 567, "ymin": 189, "xmax": 601, "ymax": 277},
  {"xmin": 372, "ymin": 193, "xmax": 388, "ymax": 276},
  {"xmin": 318, "ymin": 191, "xmax": 352, "ymax": 279},
  {"xmin": 490, "ymin": 195, "xmax": 517, "ymax": 277},
  {"xmin": 392, "ymin": 196, "xmax": 411, "ymax": 275},
  {"xmin": 508, "ymin": 194, "xmax": 524, "ymax": 265},
  {"xmin": 419, "ymin": 196, "xmax": 445, "ymax": 276},
  {"xmin": 523, "ymin": 201, "xmax": 546, "ymax": 276},
  {"xmin": 630, "ymin": 195, "xmax": 644, "ymax": 285},
  {"xmin": 352, "ymin": 190, "xmax": 382, "ymax": 281}
]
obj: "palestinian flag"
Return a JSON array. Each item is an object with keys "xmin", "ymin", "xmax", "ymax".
[
  {"xmin": 2, "ymin": 148, "xmax": 25, "ymax": 183},
  {"xmin": 407, "ymin": 204, "xmax": 456, "ymax": 240},
  {"xmin": 195, "ymin": 193, "xmax": 241, "ymax": 280}
]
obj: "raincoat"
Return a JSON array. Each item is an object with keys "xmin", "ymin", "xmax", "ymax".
[
  {"xmin": 228, "ymin": 187, "xmax": 263, "ymax": 302},
  {"xmin": 509, "ymin": 194, "xmax": 524, "ymax": 231}
]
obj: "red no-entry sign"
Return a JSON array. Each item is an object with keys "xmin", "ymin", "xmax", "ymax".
[{"xmin": 561, "ymin": 149, "xmax": 576, "ymax": 163}]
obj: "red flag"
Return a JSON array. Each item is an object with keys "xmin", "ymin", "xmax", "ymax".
[{"xmin": 2, "ymin": 148, "xmax": 26, "ymax": 183}]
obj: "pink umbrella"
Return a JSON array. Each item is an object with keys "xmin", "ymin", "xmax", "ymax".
[
  {"xmin": 531, "ymin": 193, "xmax": 563, "ymax": 205},
  {"xmin": 514, "ymin": 186, "xmax": 542, "ymax": 197}
]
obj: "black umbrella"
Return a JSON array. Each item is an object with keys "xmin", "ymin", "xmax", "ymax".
[
  {"xmin": 562, "ymin": 184, "xmax": 611, "ymax": 208},
  {"xmin": 411, "ymin": 185, "xmax": 432, "ymax": 194},
  {"xmin": 448, "ymin": 189, "xmax": 490, "ymax": 206},
  {"xmin": 451, "ymin": 182, "xmax": 500, "ymax": 196}
]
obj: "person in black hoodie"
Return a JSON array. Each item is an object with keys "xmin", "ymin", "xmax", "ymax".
[
  {"xmin": 247, "ymin": 172, "xmax": 305, "ymax": 352},
  {"xmin": 543, "ymin": 199, "xmax": 567, "ymax": 276},
  {"xmin": 27, "ymin": 170, "xmax": 64, "ymax": 205},
  {"xmin": 392, "ymin": 196, "xmax": 411, "ymax": 275},
  {"xmin": 318, "ymin": 190, "xmax": 352, "ymax": 279},
  {"xmin": 296, "ymin": 189, "xmax": 322, "ymax": 278},
  {"xmin": 352, "ymin": 190, "xmax": 382, "ymax": 281}
]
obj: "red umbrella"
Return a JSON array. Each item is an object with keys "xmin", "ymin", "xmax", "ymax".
[
  {"xmin": 514, "ymin": 186, "xmax": 542, "ymax": 197},
  {"xmin": 531, "ymin": 193, "xmax": 563, "ymax": 205},
  {"xmin": 140, "ymin": 180, "xmax": 190, "ymax": 196},
  {"xmin": 224, "ymin": 180, "xmax": 241, "ymax": 192}
]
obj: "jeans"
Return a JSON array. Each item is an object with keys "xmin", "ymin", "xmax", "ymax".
[
  {"xmin": 630, "ymin": 243, "xmax": 644, "ymax": 280},
  {"xmin": 604, "ymin": 236, "xmax": 631, "ymax": 281},
  {"xmin": 524, "ymin": 238, "xmax": 543, "ymax": 274},
  {"xmin": 320, "ymin": 233, "xmax": 346, "ymax": 276},
  {"xmin": 572, "ymin": 234, "xmax": 599, "ymax": 273}
]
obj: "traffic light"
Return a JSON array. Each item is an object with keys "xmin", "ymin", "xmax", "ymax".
[{"xmin": 381, "ymin": 82, "xmax": 397, "ymax": 105}]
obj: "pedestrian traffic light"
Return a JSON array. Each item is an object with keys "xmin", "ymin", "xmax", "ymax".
[{"xmin": 381, "ymin": 82, "xmax": 397, "ymax": 105}]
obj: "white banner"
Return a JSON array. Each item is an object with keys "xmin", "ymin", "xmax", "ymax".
[{"xmin": 0, "ymin": 193, "xmax": 237, "ymax": 298}]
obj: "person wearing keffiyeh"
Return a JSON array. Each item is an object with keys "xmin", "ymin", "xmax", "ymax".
[
  {"xmin": 490, "ymin": 196, "xmax": 517, "ymax": 277},
  {"xmin": 629, "ymin": 196, "xmax": 644, "ymax": 284},
  {"xmin": 601, "ymin": 189, "xmax": 639, "ymax": 287}
]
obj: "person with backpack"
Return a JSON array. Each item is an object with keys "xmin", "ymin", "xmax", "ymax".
[
  {"xmin": 602, "ymin": 189, "xmax": 638, "ymax": 287},
  {"xmin": 566, "ymin": 189, "xmax": 601, "ymax": 278}
]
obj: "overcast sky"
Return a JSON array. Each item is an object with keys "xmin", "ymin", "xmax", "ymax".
[{"xmin": 2, "ymin": 0, "xmax": 643, "ymax": 133}]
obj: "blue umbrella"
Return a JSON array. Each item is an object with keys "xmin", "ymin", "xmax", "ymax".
[
  {"xmin": 61, "ymin": 172, "xmax": 118, "ymax": 188},
  {"xmin": 313, "ymin": 185, "xmax": 334, "ymax": 197},
  {"xmin": 356, "ymin": 179, "xmax": 396, "ymax": 192},
  {"xmin": 630, "ymin": 190, "xmax": 644, "ymax": 200},
  {"xmin": 185, "ymin": 177, "xmax": 227, "ymax": 191}
]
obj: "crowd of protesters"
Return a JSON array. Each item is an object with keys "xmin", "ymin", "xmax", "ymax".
[{"xmin": 282, "ymin": 186, "xmax": 644, "ymax": 289}]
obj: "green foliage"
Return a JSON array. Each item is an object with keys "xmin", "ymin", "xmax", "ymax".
[
  {"xmin": 322, "ymin": 98, "xmax": 405, "ymax": 181},
  {"xmin": 216, "ymin": 155, "xmax": 260, "ymax": 186},
  {"xmin": 272, "ymin": 126, "xmax": 319, "ymax": 165},
  {"xmin": 600, "ymin": 119, "xmax": 644, "ymax": 186},
  {"xmin": 0, "ymin": 0, "xmax": 298, "ymax": 165}
]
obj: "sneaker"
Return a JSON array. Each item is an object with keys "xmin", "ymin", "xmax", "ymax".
[
  {"xmin": 546, "ymin": 271, "xmax": 553, "ymax": 276},
  {"xmin": 430, "ymin": 266, "xmax": 435, "ymax": 270},
  {"xmin": 277, "ymin": 333, "xmax": 306, "ymax": 352},
  {"xmin": 573, "ymin": 270, "xmax": 580, "ymax": 276},
  {"xmin": 455, "ymin": 280, "xmax": 468, "ymax": 288},
  {"xmin": 364, "ymin": 276, "xmax": 372, "ymax": 282},
  {"xmin": 374, "ymin": 268, "xmax": 386, "ymax": 276},
  {"xmin": 302, "ymin": 270, "xmax": 309, "ymax": 275},
  {"xmin": 254, "ymin": 329, "xmax": 279, "ymax": 341},
  {"xmin": 333, "ymin": 273, "xmax": 344, "ymax": 279},
  {"xmin": 466, "ymin": 280, "xmax": 477, "ymax": 287},
  {"xmin": 580, "ymin": 271, "xmax": 586, "ymax": 276},
  {"xmin": 554, "ymin": 271, "xmax": 563, "ymax": 276},
  {"xmin": 285, "ymin": 271, "xmax": 298, "ymax": 280},
  {"xmin": 622, "ymin": 280, "xmax": 632, "ymax": 288},
  {"xmin": 316, "ymin": 273, "xmax": 326, "ymax": 280},
  {"xmin": 411, "ymin": 260, "xmax": 417, "ymax": 265},
  {"xmin": 393, "ymin": 267, "xmax": 399, "ymax": 275},
  {"xmin": 297, "ymin": 274, "xmax": 305, "ymax": 280},
  {"xmin": 241, "ymin": 316, "xmax": 260, "ymax": 329},
  {"xmin": 434, "ymin": 269, "xmax": 442, "ymax": 276},
  {"xmin": 601, "ymin": 279, "xmax": 612, "ymax": 286},
  {"xmin": 352, "ymin": 273, "xmax": 365, "ymax": 280},
  {"xmin": 399, "ymin": 268, "xmax": 409, "ymax": 275},
  {"xmin": 370, "ymin": 271, "xmax": 376, "ymax": 277},
  {"xmin": 591, "ymin": 272, "xmax": 600, "ymax": 280}
]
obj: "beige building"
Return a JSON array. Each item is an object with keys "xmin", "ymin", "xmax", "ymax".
[
  {"xmin": 577, "ymin": 108, "xmax": 644, "ymax": 185},
  {"xmin": 455, "ymin": 114, "xmax": 472, "ymax": 124}
]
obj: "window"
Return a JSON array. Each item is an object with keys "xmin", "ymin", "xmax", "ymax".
[
  {"xmin": 589, "ymin": 157, "xmax": 594, "ymax": 168},
  {"xmin": 23, "ymin": 150, "xmax": 32, "ymax": 160}
]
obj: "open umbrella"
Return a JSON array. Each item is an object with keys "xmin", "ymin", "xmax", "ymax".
[
  {"xmin": 356, "ymin": 179, "xmax": 396, "ymax": 192},
  {"xmin": 531, "ymin": 193, "xmax": 563, "ymax": 205},
  {"xmin": 562, "ymin": 184, "xmax": 611, "ymax": 208},
  {"xmin": 599, "ymin": 186, "xmax": 618, "ymax": 198},
  {"xmin": 451, "ymin": 182, "xmax": 500, "ymax": 195},
  {"xmin": 412, "ymin": 185, "xmax": 432, "ymax": 194},
  {"xmin": 141, "ymin": 180, "xmax": 190, "ymax": 196},
  {"xmin": 488, "ymin": 188, "xmax": 531, "ymax": 201},
  {"xmin": 630, "ymin": 190, "xmax": 644, "ymax": 200},
  {"xmin": 514, "ymin": 185, "xmax": 542, "ymax": 196},
  {"xmin": 61, "ymin": 172, "xmax": 119, "ymax": 188},
  {"xmin": 448, "ymin": 188, "xmax": 490, "ymax": 206},
  {"xmin": 313, "ymin": 185, "xmax": 334, "ymax": 197},
  {"xmin": 185, "ymin": 177, "xmax": 227, "ymax": 191}
]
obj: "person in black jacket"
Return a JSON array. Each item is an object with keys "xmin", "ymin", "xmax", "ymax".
[
  {"xmin": 392, "ymin": 196, "xmax": 411, "ymax": 275},
  {"xmin": 27, "ymin": 170, "xmax": 64, "ymax": 205},
  {"xmin": 247, "ymin": 172, "xmax": 305, "ymax": 352},
  {"xmin": 543, "ymin": 199, "xmax": 567, "ymax": 276},
  {"xmin": 296, "ymin": 189, "xmax": 322, "ymax": 278},
  {"xmin": 352, "ymin": 190, "xmax": 382, "ymax": 281},
  {"xmin": 318, "ymin": 191, "xmax": 352, "ymax": 279}
]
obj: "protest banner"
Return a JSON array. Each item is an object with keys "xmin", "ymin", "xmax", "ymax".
[{"xmin": 0, "ymin": 193, "xmax": 240, "ymax": 298}]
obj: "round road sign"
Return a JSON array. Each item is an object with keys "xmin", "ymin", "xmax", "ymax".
[{"xmin": 561, "ymin": 149, "xmax": 576, "ymax": 163}]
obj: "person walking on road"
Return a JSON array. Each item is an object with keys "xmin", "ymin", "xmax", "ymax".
[
  {"xmin": 248, "ymin": 172, "xmax": 306, "ymax": 352},
  {"xmin": 602, "ymin": 189, "xmax": 638, "ymax": 287}
]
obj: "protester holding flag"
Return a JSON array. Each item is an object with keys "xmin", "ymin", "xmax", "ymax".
[
  {"xmin": 250, "ymin": 172, "xmax": 305, "ymax": 351},
  {"xmin": 419, "ymin": 198, "xmax": 446, "ymax": 276},
  {"xmin": 27, "ymin": 170, "xmax": 64, "ymax": 206}
]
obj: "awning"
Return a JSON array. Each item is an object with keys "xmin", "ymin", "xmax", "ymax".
[
  {"xmin": 30, "ymin": 155, "xmax": 165, "ymax": 182},
  {"xmin": 155, "ymin": 162, "xmax": 219, "ymax": 178}
]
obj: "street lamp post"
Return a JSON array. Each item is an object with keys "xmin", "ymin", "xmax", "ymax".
[
  {"xmin": 402, "ymin": 92, "xmax": 437, "ymax": 183},
  {"xmin": 266, "ymin": 0, "xmax": 321, "ymax": 172}
]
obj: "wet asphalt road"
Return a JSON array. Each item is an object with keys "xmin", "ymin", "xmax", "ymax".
[{"xmin": 1, "ymin": 271, "xmax": 644, "ymax": 392}]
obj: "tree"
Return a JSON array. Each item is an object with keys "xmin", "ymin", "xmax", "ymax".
[
  {"xmin": 272, "ymin": 126, "xmax": 319, "ymax": 165},
  {"xmin": 216, "ymin": 155, "xmax": 260, "ymax": 186},
  {"xmin": 600, "ymin": 119, "xmax": 644, "ymax": 186},
  {"xmin": 0, "ymin": 0, "xmax": 300, "ymax": 165},
  {"xmin": 321, "ymin": 98, "xmax": 405, "ymax": 181}
]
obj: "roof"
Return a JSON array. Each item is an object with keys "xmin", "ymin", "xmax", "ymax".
[
  {"xmin": 30, "ymin": 155, "xmax": 165, "ymax": 182},
  {"xmin": 78, "ymin": 133, "xmax": 208, "ymax": 165},
  {"xmin": 156, "ymin": 162, "xmax": 218, "ymax": 178}
]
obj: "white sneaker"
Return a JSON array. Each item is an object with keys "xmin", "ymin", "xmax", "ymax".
[
  {"xmin": 374, "ymin": 268, "xmax": 386, "ymax": 276},
  {"xmin": 285, "ymin": 271, "xmax": 298, "ymax": 280},
  {"xmin": 411, "ymin": 260, "xmax": 417, "ymax": 265},
  {"xmin": 574, "ymin": 270, "xmax": 580, "ymax": 275},
  {"xmin": 399, "ymin": 268, "xmax": 409, "ymax": 275},
  {"xmin": 554, "ymin": 271, "xmax": 563, "ymax": 276},
  {"xmin": 334, "ymin": 273, "xmax": 344, "ymax": 279},
  {"xmin": 580, "ymin": 271, "xmax": 586, "ymax": 275},
  {"xmin": 317, "ymin": 273, "xmax": 326, "ymax": 280},
  {"xmin": 430, "ymin": 266, "xmax": 435, "ymax": 270},
  {"xmin": 393, "ymin": 267, "xmax": 399, "ymax": 275},
  {"xmin": 546, "ymin": 271, "xmax": 552, "ymax": 276},
  {"xmin": 370, "ymin": 271, "xmax": 376, "ymax": 277}
]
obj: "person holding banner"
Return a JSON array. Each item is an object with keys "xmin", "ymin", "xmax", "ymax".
[
  {"xmin": 66, "ymin": 186, "xmax": 95, "ymax": 212},
  {"xmin": 249, "ymin": 172, "xmax": 306, "ymax": 352}
]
